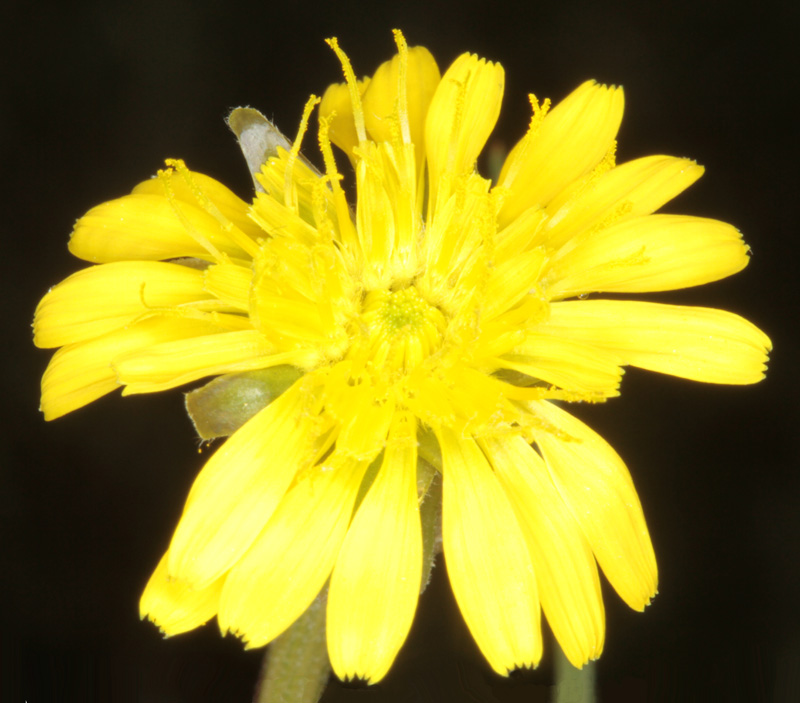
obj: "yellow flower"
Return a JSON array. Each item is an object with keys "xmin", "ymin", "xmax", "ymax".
[{"xmin": 34, "ymin": 31, "xmax": 770, "ymax": 683}]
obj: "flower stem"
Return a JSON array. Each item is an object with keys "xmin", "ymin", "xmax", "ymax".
[
  {"xmin": 552, "ymin": 645, "xmax": 596, "ymax": 703},
  {"xmin": 253, "ymin": 589, "xmax": 330, "ymax": 703}
]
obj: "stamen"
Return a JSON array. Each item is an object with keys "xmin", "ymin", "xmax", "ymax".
[
  {"xmin": 163, "ymin": 159, "xmax": 260, "ymax": 258},
  {"xmin": 325, "ymin": 37, "xmax": 367, "ymax": 145},
  {"xmin": 285, "ymin": 95, "xmax": 321, "ymax": 212},
  {"xmin": 311, "ymin": 175, "xmax": 337, "ymax": 244},
  {"xmin": 498, "ymin": 94, "xmax": 551, "ymax": 190},
  {"xmin": 597, "ymin": 140, "xmax": 617, "ymax": 174},
  {"xmin": 446, "ymin": 75, "xmax": 468, "ymax": 175},
  {"xmin": 317, "ymin": 114, "xmax": 359, "ymax": 251},
  {"xmin": 158, "ymin": 163, "xmax": 222, "ymax": 260},
  {"xmin": 392, "ymin": 29, "xmax": 412, "ymax": 144}
]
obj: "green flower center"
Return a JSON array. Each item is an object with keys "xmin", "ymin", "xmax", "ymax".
[
  {"xmin": 379, "ymin": 287, "xmax": 430, "ymax": 332},
  {"xmin": 354, "ymin": 286, "xmax": 447, "ymax": 376}
]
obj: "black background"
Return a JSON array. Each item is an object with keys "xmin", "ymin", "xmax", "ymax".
[{"xmin": 2, "ymin": 1, "xmax": 797, "ymax": 701}]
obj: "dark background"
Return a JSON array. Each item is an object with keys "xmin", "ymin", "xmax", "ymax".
[{"xmin": 2, "ymin": 1, "xmax": 797, "ymax": 701}]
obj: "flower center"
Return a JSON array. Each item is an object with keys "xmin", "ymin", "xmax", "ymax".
[{"xmin": 353, "ymin": 286, "xmax": 446, "ymax": 377}]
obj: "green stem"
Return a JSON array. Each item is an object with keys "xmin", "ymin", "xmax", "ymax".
[
  {"xmin": 551, "ymin": 645, "xmax": 596, "ymax": 703},
  {"xmin": 253, "ymin": 590, "xmax": 331, "ymax": 703}
]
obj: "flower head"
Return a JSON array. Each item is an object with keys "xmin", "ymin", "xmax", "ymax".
[{"xmin": 34, "ymin": 31, "xmax": 770, "ymax": 683}]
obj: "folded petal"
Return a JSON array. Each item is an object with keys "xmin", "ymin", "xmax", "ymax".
[
  {"xmin": 218, "ymin": 456, "xmax": 368, "ymax": 648},
  {"xmin": 529, "ymin": 401, "xmax": 657, "ymax": 611},
  {"xmin": 139, "ymin": 550, "xmax": 222, "ymax": 636},
  {"xmin": 40, "ymin": 316, "xmax": 226, "ymax": 420},
  {"xmin": 34, "ymin": 261, "xmax": 207, "ymax": 348},
  {"xmin": 499, "ymin": 81, "xmax": 624, "ymax": 223},
  {"xmin": 327, "ymin": 413, "xmax": 422, "ymax": 683},
  {"xmin": 69, "ymin": 194, "xmax": 253, "ymax": 263},
  {"xmin": 482, "ymin": 435, "xmax": 605, "ymax": 667},
  {"xmin": 167, "ymin": 381, "xmax": 320, "ymax": 588},
  {"xmin": 542, "ymin": 300, "xmax": 771, "ymax": 384},
  {"xmin": 543, "ymin": 155, "xmax": 704, "ymax": 250},
  {"xmin": 438, "ymin": 427, "xmax": 541, "ymax": 674},
  {"xmin": 426, "ymin": 53, "xmax": 504, "ymax": 204},
  {"xmin": 132, "ymin": 169, "xmax": 263, "ymax": 240},
  {"xmin": 545, "ymin": 215, "xmax": 750, "ymax": 297}
]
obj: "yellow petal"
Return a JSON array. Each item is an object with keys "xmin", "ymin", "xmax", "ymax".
[
  {"xmin": 203, "ymin": 261, "xmax": 252, "ymax": 311},
  {"xmin": 139, "ymin": 550, "xmax": 222, "ymax": 636},
  {"xmin": 132, "ymin": 169, "xmax": 263, "ymax": 240},
  {"xmin": 483, "ymin": 435, "xmax": 605, "ymax": 667},
  {"xmin": 218, "ymin": 457, "xmax": 368, "ymax": 648},
  {"xmin": 438, "ymin": 427, "xmax": 542, "ymax": 674},
  {"xmin": 494, "ymin": 205, "xmax": 548, "ymax": 262},
  {"xmin": 542, "ymin": 300, "xmax": 771, "ymax": 384},
  {"xmin": 40, "ymin": 316, "xmax": 225, "ymax": 421},
  {"xmin": 355, "ymin": 154, "xmax": 396, "ymax": 281},
  {"xmin": 499, "ymin": 81, "xmax": 624, "ymax": 223},
  {"xmin": 334, "ymin": 390, "xmax": 396, "ymax": 460},
  {"xmin": 115, "ymin": 329, "xmax": 281, "ymax": 395},
  {"xmin": 327, "ymin": 414, "xmax": 422, "ymax": 683},
  {"xmin": 34, "ymin": 261, "xmax": 207, "ymax": 348},
  {"xmin": 167, "ymin": 382, "xmax": 319, "ymax": 588},
  {"xmin": 482, "ymin": 248, "xmax": 547, "ymax": 320},
  {"xmin": 362, "ymin": 46, "xmax": 441, "ymax": 168},
  {"xmin": 419, "ymin": 172, "xmax": 493, "ymax": 298},
  {"xmin": 425, "ymin": 53, "xmax": 504, "ymax": 204},
  {"xmin": 68, "ymin": 194, "xmax": 252, "ymax": 263},
  {"xmin": 501, "ymin": 334, "xmax": 623, "ymax": 396},
  {"xmin": 545, "ymin": 215, "xmax": 750, "ymax": 297},
  {"xmin": 543, "ymin": 155, "xmax": 704, "ymax": 250},
  {"xmin": 529, "ymin": 400, "xmax": 657, "ymax": 611}
]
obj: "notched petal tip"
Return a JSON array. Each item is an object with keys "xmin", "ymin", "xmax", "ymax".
[
  {"xmin": 498, "ymin": 77, "xmax": 624, "ymax": 222},
  {"xmin": 339, "ymin": 675, "xmax": 372, "ymax": 689},
  {"xmin": 629, "ymin": 589, "xmax": 657, "ymax": 613},
  {"xmin": 507, "ymin": 662, "xmax": 539, "ymax": 679},
  {"xmin": 425, "ymin": 50, "xmax": 505, "ymax": 192}
]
